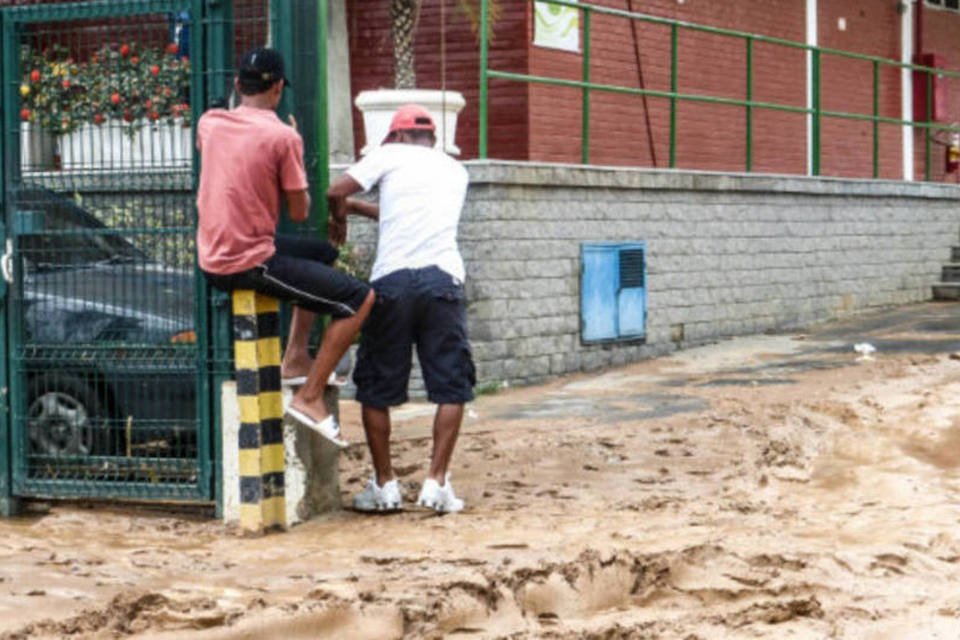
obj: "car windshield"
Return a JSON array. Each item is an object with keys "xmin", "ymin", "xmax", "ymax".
[{"xmin": 14, "ymin": 187, "xmax": 145, "ymax": 270}]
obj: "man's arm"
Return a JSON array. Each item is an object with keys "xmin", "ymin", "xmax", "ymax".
[
  {"xmin": 344, "ymin": 196, "xmax": 379, "ymax": 220},
  {"xmin": 284, "ymin": 189, "xmax": 310, "ymax": 223},
  {"xmin": 326, "ymin": 174, "xmax": 367, "ymax": 245},
  {"xmin": 327, "ymin": 174, "xmax": 363, "ymax": 214}
]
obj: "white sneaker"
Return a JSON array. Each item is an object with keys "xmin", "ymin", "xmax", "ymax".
[
  {"xmin": 353, "ymin": 477, "xmax": 403, "ymax": 512},
  {"xmin": 417, "ymin": 476, "xmax": 464, "ymax": 513}
]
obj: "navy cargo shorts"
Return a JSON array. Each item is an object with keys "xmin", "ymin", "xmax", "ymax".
[{"xmin": 354, "ymin": 265, "xmax": 476, "ymax": 408}]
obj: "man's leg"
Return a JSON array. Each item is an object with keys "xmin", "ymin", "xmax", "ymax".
[
  {"xmin": 361, "ymin": 405, "xmax": 394, "ymax": 484},
  {"xmin": 280, "ymin": 307, "xmax": 316, "ymax": 381},
  {"xmin": 351, "ymin": 270, "xmax": 413, "ymax": 504},
  {"xmin": 413, "ymin": 268, "xmax": 474, "ymax": 511},
  {"xmin": 290, "ymin": 290, "xmax": 375, "ymax": 422},
  {"xmin": 427, "ymin": 404, "xmax": 464, "ymax": 482},
  {"xmin": 274, "ymin": 234, "xmax": 347, "ymax": 383}
]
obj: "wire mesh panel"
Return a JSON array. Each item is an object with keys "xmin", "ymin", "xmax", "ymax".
[
  {"xmin": 202, "ymin": 0, "xmax": 271, "ymax": 390},
  {"xmin": 4, "ymin": 1, "xmax": 206, "ymax": 501}
]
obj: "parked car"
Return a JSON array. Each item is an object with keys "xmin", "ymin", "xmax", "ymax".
[{"xmin": 13, "ymin": 186, "xmax": 197, "ymax": 458}]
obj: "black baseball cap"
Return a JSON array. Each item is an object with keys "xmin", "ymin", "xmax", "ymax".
[{"xmin": 237, "ymin": 47, "xmax": 291, "ymax": 90}]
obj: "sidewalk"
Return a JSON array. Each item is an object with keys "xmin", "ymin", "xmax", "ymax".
[
  {"xmin": 3, "ymin": 301, "xmax": 960, "ymax": 640},
  {"xmin": 341, "ymin": 300, "xmax": 960, "ymax": 442}
]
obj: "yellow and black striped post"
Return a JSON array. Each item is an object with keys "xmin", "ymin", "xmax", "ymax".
[{"xmin": 232, "ymin": 290, "xmax": 285, "ymax": 533}]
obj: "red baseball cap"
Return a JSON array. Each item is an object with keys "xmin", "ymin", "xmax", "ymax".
[{"xmin": 383, "ymin": 104, "xmax": 436, "ymax": 143}]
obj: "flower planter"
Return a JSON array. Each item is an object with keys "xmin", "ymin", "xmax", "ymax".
[
  {"xmin": 354, "ymin": 89, "xmax": 465, "ymax": 156},
  {"xmin": 19, "ymin": 122, "xmax": 55, "ymax": 171},
  {"xmin": 57, "ymin": 119, "xmax": 192, "ymax": 170}
]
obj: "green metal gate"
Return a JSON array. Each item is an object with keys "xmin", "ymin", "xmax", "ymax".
[
  {"xmin": 0, "ymin": 0, "xmax": 327, "ymax": 513},
  {"xmin": 1, "ymin": 0, "xmax": 210, "ymax": 503}
]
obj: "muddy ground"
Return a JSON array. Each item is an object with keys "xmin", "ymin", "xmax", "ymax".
[{"xmin": 2, "ymin": 302, "xmax": 960, "ymax": 639}]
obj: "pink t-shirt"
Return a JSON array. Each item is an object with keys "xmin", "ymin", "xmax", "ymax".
[{"xmin": 196, "ymin": 105, "xmax": 308, "ymax": 274}]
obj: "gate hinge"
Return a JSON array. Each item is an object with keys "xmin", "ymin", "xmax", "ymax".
[{"xmin": 1, "ymin": 239, "xmax": 12, "ymax": 284}]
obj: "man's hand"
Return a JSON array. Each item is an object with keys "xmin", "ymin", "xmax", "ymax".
[
  {"xmin": 326, "ymin": 174, "xmax": 366, "ymax": 246},
  {"xmin": 328, "ymin": 216, "xmax": 347, "ymax": 246}
]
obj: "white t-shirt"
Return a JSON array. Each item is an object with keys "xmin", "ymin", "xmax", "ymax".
[{"xmin": 346, "ymin": 143, "xmax": 468, "ymax": 282}]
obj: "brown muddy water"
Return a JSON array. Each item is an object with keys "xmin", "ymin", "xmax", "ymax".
[{"xmin": 2, "ymin": 304, "xmax": 960, "ymax": 639}]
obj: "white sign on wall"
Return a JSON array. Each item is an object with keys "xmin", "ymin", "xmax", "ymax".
[{"xmin": 534, "ymin": 1, "xmax": 580, "ymax": 52}]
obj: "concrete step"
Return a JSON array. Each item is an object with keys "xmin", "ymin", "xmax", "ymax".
[
  {"xmin": 952, "ymin": 246, "xmax": 960, "ymax": 262},
  {"xmin": 942, "ymin": 264, "xmax": 960, "ymax": 282},
  {"xmin": 933, "ymin": 283, "xmax": 960, "ymax": 301}
]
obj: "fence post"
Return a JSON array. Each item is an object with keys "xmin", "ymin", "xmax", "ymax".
[
  {"xmin": 0, "ymin": 12, "xmax": 18, "ymax": 518},
  {"xmin": 581, "ymin": 8, "xmax": 591, "ymax": 164},
  {"xmin": 925, "ymin": 69, "xmax": 933, "ymax": 182},
  {"xmin": 811, "ymin": 48, "xmax": 821, "ymax": 176},
  {"xmin": 479, "ymin": 0, "xmax": 489, "ymax": 159},
  {"xmin": 232, "ymin": 289, "xmax": 285, "ymax": 533},
  {"xmin": 872, "ymin": 60, "xmax": 880, "ymax": 179},
  {"xmin": 669, "ymin": 23, "xmax": 678, "ymax": 168},
  {"xmin": 745, "ymin": 36, "xmax": 753, "ymax": 172}
]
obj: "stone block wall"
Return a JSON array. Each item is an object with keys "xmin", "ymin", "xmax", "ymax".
[{"xmin": 346, "ymin": 161, "xmax": 960, "ymax": 390}]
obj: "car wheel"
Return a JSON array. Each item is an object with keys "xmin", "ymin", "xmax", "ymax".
[{"xmin": 28, "ymin": 373, "xmax": 108, "ymax": 456}]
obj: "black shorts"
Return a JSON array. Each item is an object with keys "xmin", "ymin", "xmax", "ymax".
[
  {"xmin": 202, "ymin": 234, "xmax": 370, "ymax": 319},
  {"xmin": 354, "ymin": 266, "xmax": 475, "ymax": 407}
]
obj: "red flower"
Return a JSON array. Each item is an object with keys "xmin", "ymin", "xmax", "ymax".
[
  {"xmin": 150, "ymin": 64, "xmax": 160, "ymax": 76},
  {"xmin": 20, "ymin": 108, "xmax": 30, "ymax": 121},
  {"xmin": 130, "ymin": 56, "xmax": 139, "ymax": 65},
  {"xmin": 144, "ymin": 99, "xmax": 153, "ymax": 109},
  {"xmin": 61, "ymin": 79, "xmax": 70, "ymax": 89},
  {"xmin": 30, "ymin": 69, "xmax": 40, "ymax": 82},
  {"xmin": 110, "ymin": 92, "xmax": 121, "ymax": 105},
  {"xmin": 148, "ymin": 111, "xmax": 159, "ymax": 121},
  {"xmin": 166, "ymin": 42, "xmax": 179, "ymax": 55},
  {"xmin": 93, "ymin": 113, "xmax": 104, "ymax": 124},
  {"xmin": 119, "ymin": 43, "xmax": 130, "ymax": 57},
  {"xmin": 123, "ymin": 109, "xmax": 132, "ymax": 122}
]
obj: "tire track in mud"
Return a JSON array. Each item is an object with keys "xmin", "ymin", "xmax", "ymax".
[{"xmin": 0, "ymin": 544, "xmax": 832, "ymax": 639}]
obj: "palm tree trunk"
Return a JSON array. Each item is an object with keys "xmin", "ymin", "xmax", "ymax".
[{"xmin": 391, "ymin": 0, "xmax": 420, "ymax": 89}]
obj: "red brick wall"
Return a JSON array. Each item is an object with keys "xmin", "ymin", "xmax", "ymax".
[
  {"xmin": 343, "ymin": 1, "xmax": 960, "ymax": 180},
  {"xmin": 527, "ymin": 0, "xmax": 808, "ymax": 172},
  {"xmin": 818, "ymin": 0, "xmax": 902, "ymax": 179},
  {"xmin": 915, "ymin": 4, "xmax": 960, "ymax": 183},
  {"xmin": 0, "ymin": 0, "xmax": 268, "ymax": 74},
  {"xmin": 346, "ymin": 0, "xmax": 529, "ymax": 160}
]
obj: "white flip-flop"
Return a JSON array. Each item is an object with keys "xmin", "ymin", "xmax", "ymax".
[
  {"xmin": 284, "ymin": 406, "xmax": 349, "ymax": 449},
  {"xmin": 282, "ymin": 373, "xmax": 348, "ymax": 388},
  {"xmin": 327, "ymin": 372, "xmax": 349, "ymax": 387},
  {"xmin": 281, "ymin": 375, "xmax": 308, "ymax": 388}
]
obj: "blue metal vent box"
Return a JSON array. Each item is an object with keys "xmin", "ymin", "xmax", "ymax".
[{"xmin": 580, "ymin": 242, "xmax": 647, "ymax": 343}]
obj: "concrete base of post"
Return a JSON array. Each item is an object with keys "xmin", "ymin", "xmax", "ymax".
[
  {"xmin": 222, "ymin": 382, "xmax": 341, "ymax": 526},
  {"xmin": 0, "ymin": 496, "xmax": 20, "ymax": 517}
]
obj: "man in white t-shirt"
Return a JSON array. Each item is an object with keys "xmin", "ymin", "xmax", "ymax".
[{"xmin": 327, "ymin": 104, "xmax": 474, "ymax": 514}]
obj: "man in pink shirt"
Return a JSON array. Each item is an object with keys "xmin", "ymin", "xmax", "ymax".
[{"xmin": 197, "ymin": 48, "xmax": 373, "ymax": 447}]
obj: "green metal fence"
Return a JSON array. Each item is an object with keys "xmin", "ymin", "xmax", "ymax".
[
  {"xmin": 478, "ymin": 0, "xmax": 960, "ymax": 180},
  {"xmin": 2, "ymin": 0, "xmax": 208, "ymax": 502},
  {"xmin": 0, "ymin": 0, "xmax": 328, "ymax": 512},
  {"xmin": 202, "ymin": 0, "xmax": 331, "ymax": 517}
]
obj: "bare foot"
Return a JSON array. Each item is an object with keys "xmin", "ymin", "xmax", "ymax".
[{"xmin": 281, "ymin": 355, "xmax": 313, "ymax": 381}]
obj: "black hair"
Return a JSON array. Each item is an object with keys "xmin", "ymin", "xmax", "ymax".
[{"xmin": 237, "ymin": 76, "xmax": 281, "ymax": 96}]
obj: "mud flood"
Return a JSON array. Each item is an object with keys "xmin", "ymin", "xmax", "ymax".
[{"xmin": 2, "ymin": 304, "xmax": 960, "ymax": 639}]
